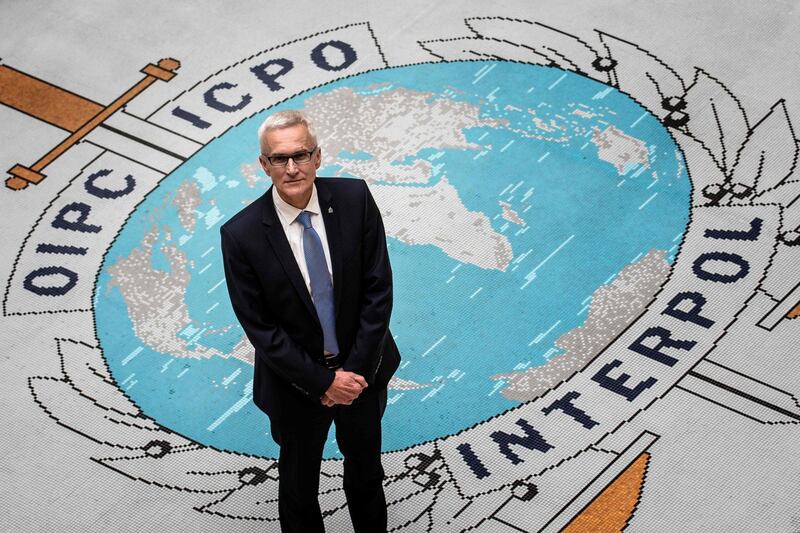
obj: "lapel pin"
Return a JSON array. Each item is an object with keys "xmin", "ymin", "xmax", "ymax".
[{"xmin": 328, "ymin": 207, "xmax": 334, "ymax": 214}]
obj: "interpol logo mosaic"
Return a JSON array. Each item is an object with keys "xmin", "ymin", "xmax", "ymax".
[{"xmin": 4, "ymin": 18, "xmax": 799, "ymax": 532}]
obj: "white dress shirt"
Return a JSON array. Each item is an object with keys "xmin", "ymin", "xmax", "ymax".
[{"xmin": 271, "ymin": 184, "xmax": 334, "ymax": 295}]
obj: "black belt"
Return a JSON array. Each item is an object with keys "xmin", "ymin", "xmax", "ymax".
[{"xmin": 323, "ymin": 352, "xmax": 341, "ymax": 370}]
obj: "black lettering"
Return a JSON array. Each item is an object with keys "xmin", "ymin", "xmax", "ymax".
[
  {"xmin": 310, "ymin": 40, "xmax": 357, "ymax": 72},
  {"xmin": 629, "ymin": 326, "xmax": 695, "ymax": 367},
  {"xmin": 663, "ymin": 292, "xmax": 715, "ymax": 328},
  {"xmin": 84, "ymin": 168, "xmax": 135, "ymax": 199},
  {"xmin": 704, "ymin": 217, "xmax": 763, "ymax": 241},
  {"xmin": 250, "ymin": 58, "xmax": 294, "ymax": 91},
  {"xmin": 693, "ymin": 252, "xmax": 749, "ymax": 283},
  {"xmin": 542, "ymin": 391, "xmax": 599, "ymax": 429},
  {"xmin": 592, "ymin": 359, "xmax": 657, "ymax": 401},
  {"xmin": 23, "ymin": 266, "xmax": 78, "ymax": 296},
  {"xmin": 171, "ymin": 106, "xmax": 212, "ymax": 129},
  {"xmin": 203, "ymin": 82, "xmax": 252, "ymax": 112},
  {"xmin": 456, "ymin": 443, "xmax": 491, "ymax": 479},
  {"xmin": 51, "ymin": 202, "xmax": 102, "ymax": 233},
  {"xmin": 35, "ymin": 243, "xmax": 88, "ymax": 255},
  {"xmin": 490, "ymin": 418, "xmax": 553, "ymax": 465}
]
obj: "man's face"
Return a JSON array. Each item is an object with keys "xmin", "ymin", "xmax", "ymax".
[{"xmin": 259, "ymin": 123, "xmax": 322, "ymax": 209}]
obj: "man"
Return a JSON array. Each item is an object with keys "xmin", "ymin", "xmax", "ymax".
[{"xmin": 220, "ymin": 109, "xmax": 400, "ymax": 533}]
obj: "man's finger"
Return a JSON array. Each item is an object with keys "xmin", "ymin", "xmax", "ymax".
[
  {"xmin": 339, "ymin": 370, "xmax": 366, "ymax": 387},
  {"xmin": 329, "ymin": 392, "xmax": 350, "ymax": 403},
  {"xmin": 347, "ymin": 373, "xmax": 367, "ymax": 389},
  {"xmin": 335, "ymin": 389, "xmax": 360, "ymax": 403},
  {"xmin": 343, "ymin": 381, "xmax": 363, "ymax": 393},
  {"xmin": 339, "ymin": 390, "xmax": 359, "ymax": 402}
]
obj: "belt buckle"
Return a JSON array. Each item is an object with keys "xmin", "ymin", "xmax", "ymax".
[{"xmin": 323, "ymin": 352, "xmax": 341, "ymax": 370}]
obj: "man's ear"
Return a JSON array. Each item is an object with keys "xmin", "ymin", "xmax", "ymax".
[{"xmin": 314, "ymin": 147, "xmax": 322, "ymax": 169}]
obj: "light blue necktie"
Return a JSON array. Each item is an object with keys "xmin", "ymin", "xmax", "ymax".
[{"xmin": 296, "ymin": 210, "xmax": 340, "ymax": 363}]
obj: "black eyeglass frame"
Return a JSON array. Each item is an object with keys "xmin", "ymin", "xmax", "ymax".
[{"xmin": 262, "ymin": 146, "xmax": 318, "ymax": 166}]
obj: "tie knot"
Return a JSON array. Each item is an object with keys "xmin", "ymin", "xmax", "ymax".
[{"xmin": 296, "ymin": 210, "xmax": 313, "ymax": 229}]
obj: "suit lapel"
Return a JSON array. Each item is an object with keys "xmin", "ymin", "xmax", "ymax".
[
  {"xmin": 261, "ymin": 187, "xmax": 320, "ymax": 327},
  {"xmin": 317, "ymin": 180, "xmax": 344, "ymax": 319}
]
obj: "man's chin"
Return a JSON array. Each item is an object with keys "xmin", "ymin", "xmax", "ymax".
[{"xmin": 278, "ymin": 184, "xmax": 312, "ymax": 208}]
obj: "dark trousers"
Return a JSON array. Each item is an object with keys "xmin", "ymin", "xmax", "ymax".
[{"xmin": 269, "ymin": 386, "xmax": 388, "ymax": 533}]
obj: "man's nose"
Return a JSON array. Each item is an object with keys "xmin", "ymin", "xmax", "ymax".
[{"xmin": 285, "ymin": 158, "xmax": 299, "ymax": 174}]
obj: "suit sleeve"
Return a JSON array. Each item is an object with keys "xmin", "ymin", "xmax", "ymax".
[
  {"xmin": 220, "ymin": 225, "xmax": 335, "ymax": 398},
  {"xmin": 341, "ymin": 181, "xmax": 393, "ymax": 384}
]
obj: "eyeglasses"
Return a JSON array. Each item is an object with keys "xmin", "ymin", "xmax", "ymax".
[{"xmin": 262, "ymin": 147, "xmax": 317, "ymax": 166}]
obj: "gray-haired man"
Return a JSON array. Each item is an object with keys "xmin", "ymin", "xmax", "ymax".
[{"xmin": 221, "ymin": 110, "xmax": 400, "ymax": 532}]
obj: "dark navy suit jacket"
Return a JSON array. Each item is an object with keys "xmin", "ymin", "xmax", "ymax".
[{"xmin": 220, "ymin": 177, "xmax": 400, "ymax": 421}]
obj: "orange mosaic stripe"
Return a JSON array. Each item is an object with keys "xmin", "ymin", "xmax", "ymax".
[
  {"xmin": 788, "ymin": 303, "xmax": 800, "ymax": 319},
  {"xmin": 0, "ymin": 65, "xmax": 103, "ymax": 132},
  {"xmin": 5, "ymin": 58, "xmax": 180, "ymax": 190},
  {"xmin": 563, "ymin": 452, "xmax": 650, "ymax": 533}
]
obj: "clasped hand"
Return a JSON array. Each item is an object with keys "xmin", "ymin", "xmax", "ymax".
[{"xmin": 321, "ymin": 369, "xmax": 367, "ymax": 407}]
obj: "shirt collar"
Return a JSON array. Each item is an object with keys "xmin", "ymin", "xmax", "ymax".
[{"xmin": 272, "ymin": 184, "xmax": 321, "ymax": 224}]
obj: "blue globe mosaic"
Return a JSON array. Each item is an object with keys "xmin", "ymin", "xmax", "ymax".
[{"xmin": 95, "ymin": 61, "xmax": 691, "ymax": 458}]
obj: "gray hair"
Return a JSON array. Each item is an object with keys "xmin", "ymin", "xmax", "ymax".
[{"xmin": 258, "ymin": 109, "xmax": 318, "ymax": 154}]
